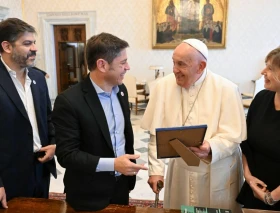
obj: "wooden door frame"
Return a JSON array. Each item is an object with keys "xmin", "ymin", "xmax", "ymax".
[{"xmin": 37, "ymin": 12, "xmax": 96, "ymax": 99}]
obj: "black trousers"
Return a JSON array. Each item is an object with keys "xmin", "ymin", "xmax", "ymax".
[
  {"xmin": 110, "ymin": 175, "xmax": 129, "ymax": 205},
  {"xmin": 31, "ymin": 159, "xmax": 50, "ymax": 198},
  {"xmin": 6, "ymin": 157, "xmax": 50, "ymax": 201}
]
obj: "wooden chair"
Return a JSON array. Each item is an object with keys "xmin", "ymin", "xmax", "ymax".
[{"xmin": 123, "ymin": 74, "xmax": 148, "ymax": 115}]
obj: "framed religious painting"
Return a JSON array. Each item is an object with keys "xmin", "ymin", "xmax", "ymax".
[{"xmin": 152, "ymin": 0, "xmax": 228, "ymax": 49}]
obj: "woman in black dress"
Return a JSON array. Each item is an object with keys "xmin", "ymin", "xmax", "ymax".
[{"xmin": 237, "ymin": 47, "xmax": 280, "ymax": 210}]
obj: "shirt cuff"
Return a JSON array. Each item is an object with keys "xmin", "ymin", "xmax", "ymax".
[{"xmin": 96, "ymin": 158, "xmax": 115, "ymax": 172}]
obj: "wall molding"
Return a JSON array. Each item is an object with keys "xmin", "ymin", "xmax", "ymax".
[{"xmin": 38, "ymin": 11, "xmax": 96, "ymax": 99}]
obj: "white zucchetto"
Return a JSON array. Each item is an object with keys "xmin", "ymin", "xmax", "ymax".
[{"xmin": 183, "ymin": 38, "xmax": 208, "ymax": 60}]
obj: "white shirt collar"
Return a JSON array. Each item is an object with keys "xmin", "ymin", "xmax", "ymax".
[
  {"xmin": 1, "ymin": 57, "xmax": 30, "ymax": 81},
  {"xmin": 193, "ymin": 68, "xmax": 207, "ymax": 87}
]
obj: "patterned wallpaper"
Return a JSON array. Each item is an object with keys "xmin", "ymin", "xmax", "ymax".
[{"xmin": 2, "ymin": 0, "xmax": 280, "ymax": 95}]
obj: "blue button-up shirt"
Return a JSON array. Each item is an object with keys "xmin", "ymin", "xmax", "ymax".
[{"xmin": 90, "ymin": 79, "xmax": 126, "ymax": 174}]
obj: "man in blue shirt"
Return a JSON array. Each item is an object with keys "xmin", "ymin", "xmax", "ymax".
[{"xmin": 52, "ymin": 32, "xmax": 147, "ymax": 211}]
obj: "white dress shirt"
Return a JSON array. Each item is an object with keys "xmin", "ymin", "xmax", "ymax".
[{"xmin": 1, "ymin": 57, "xmax": 42, "ymax": 152}]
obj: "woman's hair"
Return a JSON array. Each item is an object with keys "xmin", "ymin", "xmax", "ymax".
[
  {"xmin": 266, "ymin": 47, "xmax": 280, "ymax": 82},
  {"xmin": 265, "ymin": 47, "xmax": 280, "ymax": 69}
]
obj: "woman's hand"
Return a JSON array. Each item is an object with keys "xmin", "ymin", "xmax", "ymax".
[
  {"xmin": 249, "ymin": 181, "xmax": 267, "ymax": 202},
  {"xmin": 245, "ymin": 174, "xmax": 267, "ymax": 190}
]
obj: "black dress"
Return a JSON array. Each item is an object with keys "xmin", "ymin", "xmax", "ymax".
[{"xmin": 236, "ymin": 90, "xmax": 280, "ymax": 210}]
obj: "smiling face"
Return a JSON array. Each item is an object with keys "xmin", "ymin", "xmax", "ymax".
[
  {"xmin": 261, "ymin": 59, "xmax": 280, "ymax": 92},
  {"xmin": 172, "ymin": 43, "xmax": 206, "ymax": 89},
  {"xmin": 261, "ymin": 48, "xmax": 280, "ymax": 93},
  {"xmin": 104, "ymin": 48, "xmax": 130, "ymax": 87},
  {"xmin": 10, "ymin": 32, "xmax": 37, "ymax": 69}
]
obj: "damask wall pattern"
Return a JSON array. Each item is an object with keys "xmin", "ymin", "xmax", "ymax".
[{"xmin": 1, "ymin": 0, "xmax": 280, "ymax": 94}]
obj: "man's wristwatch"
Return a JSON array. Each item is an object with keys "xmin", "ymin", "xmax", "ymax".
[{"xmin": 264, "ymin": 192, "xmax": 279, "ymax": 206}]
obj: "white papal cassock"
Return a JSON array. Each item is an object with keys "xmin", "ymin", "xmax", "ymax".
[{"xmin": 141, "ymin": 69, "xmax": 246, "ymax": 212}]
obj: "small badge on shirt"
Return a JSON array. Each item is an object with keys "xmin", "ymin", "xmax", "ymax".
[
  {"xmin": 33, "ymin": 80, "xmax": 36, "ymax": 85},
  {"xmin": 121, "ymin": 91, "xmax": 124, "ymax": 96}
]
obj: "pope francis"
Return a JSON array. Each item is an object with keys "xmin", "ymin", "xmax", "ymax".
[{"xmin": 141, "ymin": 39, "xmax": 246, "ymax": 212}]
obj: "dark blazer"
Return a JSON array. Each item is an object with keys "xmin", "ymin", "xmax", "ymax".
[
  {"xmin": 52, "ymin": 75, "xmax": 136, "ymax": 211},
  {"xmin": 0, "ymin": 60, "xmax": 56, "ymax": 200}
]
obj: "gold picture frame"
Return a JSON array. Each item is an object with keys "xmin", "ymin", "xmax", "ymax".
[{"xmin": 152, "ymin": 0, "xmax": 228, "ymax": 49}]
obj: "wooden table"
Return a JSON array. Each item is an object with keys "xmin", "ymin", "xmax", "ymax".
[
  {"xmin": 0, "ymin": 198, "xmax": 180, "ymax": 213},
  {"xmin": 242, "ymin": 209, "xmax": 280, "ymax": 213}
]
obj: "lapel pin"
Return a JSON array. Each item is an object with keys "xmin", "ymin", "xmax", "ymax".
[
  {"xmin": 33, "ymin": 80, "xmax": 36, "ymax": 85},
  {"xmin": 121, "ymin": 91, "xmax": 124, "ymax": 96}
]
